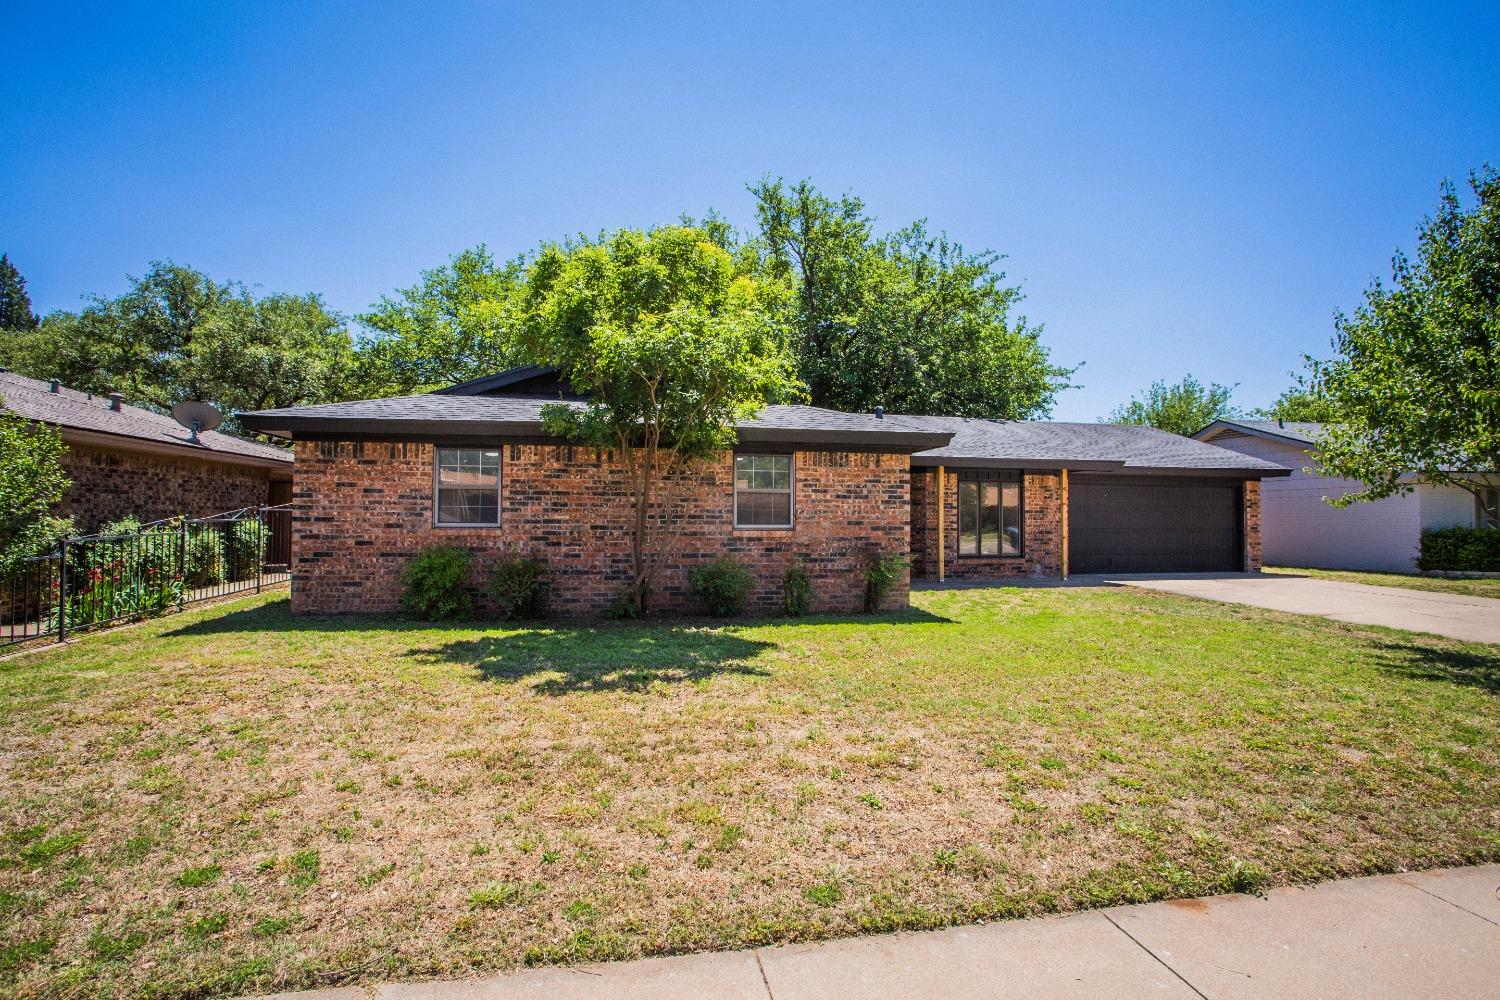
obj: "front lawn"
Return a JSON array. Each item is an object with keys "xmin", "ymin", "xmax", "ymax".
[
  {"xmin": 2, "ymin": 587, "xmax": 1497, "ymax": 998},
  {"xmin": 1267, "ymin": 565, "xmax": 1500, "ymax": 600}
]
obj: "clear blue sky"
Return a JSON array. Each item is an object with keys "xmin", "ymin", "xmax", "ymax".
[{"xmin": 3, "ymin": 2, "xmax": 1496, "ymax": 420}]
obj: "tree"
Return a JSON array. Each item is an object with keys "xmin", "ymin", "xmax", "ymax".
[
  {"xmin": 1106, "ymin": 375, "xmax": 1239, "ymax": 436},
  {"xmin": 1251, "ymin": 380, "xmax": 1338, "ymax": 424},
  {"xmin": 0, "ymin": 255, "xmax": 38, "ymax": 331},
  {"xmin": 0, "ymin": 415, "xmax": 73, "ymax": 570},
  {"xmin": 0, "ymin": 262, "xmax": 354, "ymax": 421},
  {"xmin": 748, "ymin": 178, "xmax": 1071, "ymax": 418},
  {"xmin": 355, "ymin": 246, "xmax": 529, "ymax": 396},
  {"xmin": 1311, "ymin": 167, "xmax": 1499, "ymax": 520},
  {"xmin": 520, "ymin": 226, "xmax": 800, "ymax": 614},
  {"xmin": 189, "ymin": 292, "xmax": 357, "ymax": 418}
]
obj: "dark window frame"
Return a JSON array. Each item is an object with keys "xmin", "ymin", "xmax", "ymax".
[
  {"xmin": 955, "ymin": 471, "xmax": 1023, "ymax": 558},
  {"xmin": 733, "ymin": 452, "xmax": 795, "ymax": 530},
  {"xmin": 1479, "ymin": 487, "xmax": 1499, "ymax": 530},
  {"xmin": 432, "ymin": 445, "xmax": 503, "ymax": 527}
]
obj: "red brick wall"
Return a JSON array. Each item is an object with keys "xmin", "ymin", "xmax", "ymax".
[
  {"xmin": 909, "ymin": 469, "xmax": 1064, "ymax": 580},
  {"xmin": 1243, "ymin": 479, "xmax": 1262, "ymax": 572},
  {"xmin": 290, "ymin": 441, "xmax": 911, "ymax": 617},
  {"xmin": 56, "ymin": 443, "xmax": 282, "ymax": 532}
]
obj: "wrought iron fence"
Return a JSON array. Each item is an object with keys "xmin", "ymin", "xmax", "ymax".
[{"xmin": 1, "ymin": 504, "xmax": 291, "ymax": 650}]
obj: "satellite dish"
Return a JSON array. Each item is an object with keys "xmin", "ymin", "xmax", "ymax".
[{"xmin": 170, "ymin": 401, "xmax": 223, "ymax": 442}]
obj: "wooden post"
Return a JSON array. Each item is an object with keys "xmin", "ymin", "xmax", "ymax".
[
  {"xmin": 936, "ymin": 465, "xmax": 946, "ymax": 582},
  {"xmin": 1060, "ymin": 468, "xmax": 1070, "ymax": 579}
]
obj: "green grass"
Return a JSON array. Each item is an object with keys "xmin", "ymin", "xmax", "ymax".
[
  {"xmin": 1267, "ymin": 565, "xmax": 1500, "ymax": 599},
  {"xmin": 1, "ymin": 588, "xmax": 1497, "ymax": 998}
]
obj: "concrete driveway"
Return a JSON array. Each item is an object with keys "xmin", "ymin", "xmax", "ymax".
[{"xmin": 1091, "ymin": 572, "xmax": 1500, "ymax": 644}]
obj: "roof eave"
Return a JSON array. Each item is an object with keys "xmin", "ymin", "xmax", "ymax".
[
  {"xmin": 909, "ymin": 455, "xmax": 1125, "ymax": 471},
  {"xmin": 58, "ymin": 426, "xmax": 292, "ymax": 469},
  {"xmin": 237, "ymin": 415, "xmax": 954, "ymax": 453},
  {"xmin": 1194, "ymin": 419, "xmax": 1320, "ymax": 449}
]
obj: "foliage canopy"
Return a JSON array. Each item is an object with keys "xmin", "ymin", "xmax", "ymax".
[{"xmin": 1311, "ymin": 167, "xmax": 1499, "ymax": 516}]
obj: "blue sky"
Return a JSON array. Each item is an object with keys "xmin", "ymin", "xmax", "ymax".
[{"xmin": 3, "ymin": 2, "xmax": 1496, "ymax": 421}]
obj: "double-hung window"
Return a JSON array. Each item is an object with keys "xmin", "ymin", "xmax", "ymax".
[
  {"xmin": 434, "ymin": 447, "xmax": 501, "ymax": 526},
  {"xmin": 957, "ymin": 474, "xmax": 1022, "ymax": 557},
  {"xmin": 734, "ymin": 454, "xmax": 793, "ymax": 528}
]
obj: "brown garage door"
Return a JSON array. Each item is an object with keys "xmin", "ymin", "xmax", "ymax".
[{"xmin": 1070, "ymin": 475, "xmax": 1242, "ymax": 573}]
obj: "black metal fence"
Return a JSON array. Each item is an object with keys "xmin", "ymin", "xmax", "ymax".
[{"xmin": 1, "ymin": 504, "xmax": 291, "ymax": 650}]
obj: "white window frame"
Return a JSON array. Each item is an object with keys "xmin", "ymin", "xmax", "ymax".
[
  {"xmin": 433, "ymin": 446, "xmax": 502, "ymax": 527},
  {"xmin": 733, "ymin": 453, "xmax": 795, "ymax": 529}
]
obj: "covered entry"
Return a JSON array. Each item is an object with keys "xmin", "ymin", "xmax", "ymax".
[{"xmin": 1069, "ymin": 475, "xmax": 1242, "ymax": 573}]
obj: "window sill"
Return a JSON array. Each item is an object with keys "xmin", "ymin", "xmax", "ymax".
[{"xmin": 733, "ymin": 524, "xmax": 795, "ymax": 532}]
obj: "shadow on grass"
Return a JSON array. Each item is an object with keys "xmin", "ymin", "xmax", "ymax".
[
  {"xmin": 1371, "ymin": 638, "xmax": 1500, "ymax": 693},
  {"xmin": 168, "ymin": 597, "xmax": 955, "ymax": 695},
  {"xmin": 425, "ymin": 627, "xmax": 774, "ymax": 694}
]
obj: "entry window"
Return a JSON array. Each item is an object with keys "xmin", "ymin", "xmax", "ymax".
[
  {"xmin": 957, "ymin": 479, "xmax": 1021, "ymax": 557},
  {"xmin": 734, "ymin": 454, "xmax": 793, "ymax": 528},
  {"xmin": 435, "ymin": 447, "xmax": 501, "ymax": 525},
  {"xmin": 1480, "ymin": 488, "xmax": 1499, "ymax": 530}
]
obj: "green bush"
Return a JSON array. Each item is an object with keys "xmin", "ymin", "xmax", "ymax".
[
  {"xmin": 864, "ymin": 551, "xmax": 908, "ymax": 612},
  {"xmin": 607, "ymin": 582, "xmax": 648, "ymax": 619},
  {"xmin": 488, "ymin": 556, "xmax": 549, "ymax": 618},
  {"xmin": 1419, "ymin": 527, "xmax": 1500, "ymax": 572},
  {"xmin": 183, "ymin": 527, "xmax": 225, "ymax": 588},
  {"xmin": 224, "ymin": 519, "xmax": 267, "ymax": 582},
  {"xmin": 690, "ymin": 557, "xmax": 753, "ymax": 617},
  {"xmin": 63, "ymin": 517, "xmax": 183, "ymax": 627},
  {"xmin": 782, "ymin": 562, "xmax": 812, "ymax": 616},
  {"xmin": 400, "ymin": 546, "xmax": 474, "ymax": 620}
]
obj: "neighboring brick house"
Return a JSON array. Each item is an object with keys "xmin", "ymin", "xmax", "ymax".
[
  {"xmin": 1, "ymin": 371, "xmax": 293, "ymax": 532},
  {"xmin": 241, "ymin": 366, "xmax": 1286, "ymax": 618}
]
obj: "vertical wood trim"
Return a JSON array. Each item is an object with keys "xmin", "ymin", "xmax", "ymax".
[
  {"xmin": 936, "ymin": 465, "xmax": 945, "ymax": 582},
  {"xmin": 1060, "ymin": 467, "xmax": 1070, "ymax": 579}
]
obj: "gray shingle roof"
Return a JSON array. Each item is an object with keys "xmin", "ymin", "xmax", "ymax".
[
  {"xmin": 240, "ymin": 396, "xmax": 955, "ymax": 451},
  {"xmin": 1195, "ymin": 419, "xmax": 1324, "ymax": 445},
  {"xmin": 1, "ymin": 371, "xmax": 292, "ymax": 465},
  {"xmin": 896, "ymin": 414, "xmax": 1288, "ymax": 473}
]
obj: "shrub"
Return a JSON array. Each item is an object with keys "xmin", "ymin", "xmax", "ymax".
[
  {"xmin": 690, "ymin": 557, "xmax": 753, "ymax": 617},
  {"xmin": 224, "ymin": 519, "xmax": 267, "ymax": 582},
  {"xmin": 607, "ymin": 582, "xmax": 648, "ymax": 619},
  {"xmin": 782, "ymin": 561, "xmax": 812, "ymax": 616},
  {"xmin": 0, "ymin": 414, "xmax": 70, "ymax": 569},
  {"xmin": 400, "ymin": 546, "xmax": 474, "ymax": 620},
  {"xmin": 182, "ymin": 527, "xmax": 225, "ymax": 588},
  {"xmin": 488, "ymin": 556, "xmax": 549, "ymax": 618},
  {"xmin": 864, "ymin": 551, "xmax": 908, "ymax": 612},
  {"xmin": 1419, "ymin": 527, "xmax": 1500, "ymax": 572}
]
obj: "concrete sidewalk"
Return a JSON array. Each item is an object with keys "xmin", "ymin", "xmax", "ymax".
[{"xmin": 262, "ymin": 864, "xmax": 1500, "ymax": 1000}]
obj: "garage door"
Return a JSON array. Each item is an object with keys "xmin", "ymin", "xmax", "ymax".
[{"xmin": 1070, "ymin": 475, "xmax": 1242, "ymax": 573}]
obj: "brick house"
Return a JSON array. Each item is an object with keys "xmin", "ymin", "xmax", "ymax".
[
  {"xmin": 1, "ymin": 371, "xmax": 293, "ymax": 532},
  {"xmin": 241, "ymin": 366, "xmax": 1286, "ymax": 618}
]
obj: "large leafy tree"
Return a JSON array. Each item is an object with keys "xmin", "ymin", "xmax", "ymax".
[
  {"xmin": 0, "ymin": 255, "xmax": 38, "ymax": 331},
  {"xmin": 355, "ymin": 246, "xmax": 528, "ymax": 396},
  {"xmin": 0, "ymin": 415, "xmax": 72, "ymax": 570},
  {"xmin": 1251, "ymin": 379, "xmax": 1337, "ymax": 424},
  {"xmin": 189, "ymin": 292, "xmax": 356, "ymax": 415},
  {"xmin": 0, "ymin": 262, "xmax": 353, "ymax": 420},
  {"xmin": 1312, "ymin": 167, "xmax": 1499, "ymax": 518},
  {"xmin": 521, "ymin": 226, "xmax": 800, "ymax": 614},
  {"xmin": 748, "ymin": 178, "xmax": 1071, "ymax": 418},
  {"xmin": 1106, "ymin": 375, "xmax": 1239, "ymax": 436}
]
